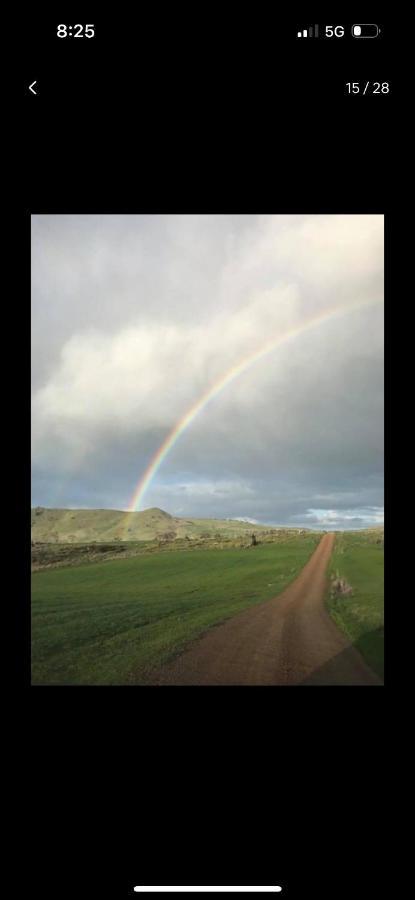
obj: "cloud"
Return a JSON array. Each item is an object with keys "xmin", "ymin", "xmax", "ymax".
[
  {"xmin": 32, "ymin": 281, "xmax": 301, "ymax": 466},
  {"xmin": 297, "ymin": 507, "xmax": 384, "ymax": 530},
  {"xmin": 233, "ymin": 517, "xmax": 260, "ymax": 525}
]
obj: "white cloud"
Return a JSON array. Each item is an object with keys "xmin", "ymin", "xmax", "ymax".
[
  {"xmin": 233, "ymin": 517, "xmax": 260, "ymax": 525},
  {"xmin": 299, "ymin": 507, "xmax": 384, "ymax": 529},
  {"xmin": 31, "ymin": 281, "xmax": 304, "ymax": 465}
]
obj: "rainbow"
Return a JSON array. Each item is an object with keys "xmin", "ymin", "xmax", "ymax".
[{"xmin": 120, "ymin": 296, "xmax": 380, "ymax": 533}]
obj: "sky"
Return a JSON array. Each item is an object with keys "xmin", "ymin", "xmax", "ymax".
[{"xmin": 31, "ymin": 214, "xmax": 384, "ymax": 530}]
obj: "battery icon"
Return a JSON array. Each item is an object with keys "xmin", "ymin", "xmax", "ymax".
[{"xmin": 352, "ymin": 24, "xmax": 380, "ymax": 38}]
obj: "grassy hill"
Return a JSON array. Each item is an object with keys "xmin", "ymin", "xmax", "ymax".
[{"xmin": 31, "ymin": 505, "xmax": 307, "ymax": 545}]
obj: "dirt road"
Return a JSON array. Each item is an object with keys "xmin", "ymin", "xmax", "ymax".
[{"xmin": 152, "ymin": 533, "xmax": 381, "ymax": 685}]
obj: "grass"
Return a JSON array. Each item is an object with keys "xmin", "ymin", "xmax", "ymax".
[
  {"xmin": 32, "ymin": 536, "xmax": 318, "ymax": 685},
  {"xmin": 327, "ymin": 531, "xmax": 384, "ymax": 680}
]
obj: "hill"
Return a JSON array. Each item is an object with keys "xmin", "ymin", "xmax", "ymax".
[{"xmin": 31, "ymin": 506, "xmax": 304, "ymax": 544}]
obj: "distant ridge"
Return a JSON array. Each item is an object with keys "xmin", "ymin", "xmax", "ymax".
[{"xmin": 31, "ymin": 506, "xmax": 294, "ymax": 544}]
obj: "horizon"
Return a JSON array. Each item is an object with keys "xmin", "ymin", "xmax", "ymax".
[{"xmin": 31, "ymin": 503, "xmax": 384, "ymax": 533}]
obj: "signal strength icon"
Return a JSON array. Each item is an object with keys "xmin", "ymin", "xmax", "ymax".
[{"xmin": 297, "ymin": 25, "xmax": 319, "ymax": 38}]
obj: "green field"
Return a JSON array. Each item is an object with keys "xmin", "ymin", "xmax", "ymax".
[
  {"xmin": 327, "ymin": 531, "xmax": 384, "ymax": 679},
  {"xmin": 32, "ymin": 536, "xmax": 318, "ymax": 685}
]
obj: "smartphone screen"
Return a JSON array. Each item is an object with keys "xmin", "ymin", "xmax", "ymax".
[{"xmin": 22, "ymin": 14, "xmax": 388, "ymax": 899}]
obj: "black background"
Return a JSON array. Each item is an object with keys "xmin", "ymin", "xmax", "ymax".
[{"xmin": 17, "ymin": 13, "xmax": 389, "ymax": 900}]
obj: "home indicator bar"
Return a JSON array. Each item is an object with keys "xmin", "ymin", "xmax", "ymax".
[{"xmin": 133, "ymin": 890, "xmax": 283, "ymax": 894}]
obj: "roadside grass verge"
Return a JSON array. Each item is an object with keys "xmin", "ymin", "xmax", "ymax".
[
  {"xmin": 32, "ymin": 536, "xmax": 319, "ymax": 685},
  {"xmin": 327, "ymin": 532, "xmax": 384, "ymax": 680}
]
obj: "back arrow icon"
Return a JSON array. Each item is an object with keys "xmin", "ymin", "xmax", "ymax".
[{"xmin": 29, "ymin": 81, "xmax": 37, "ymax": 95}]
